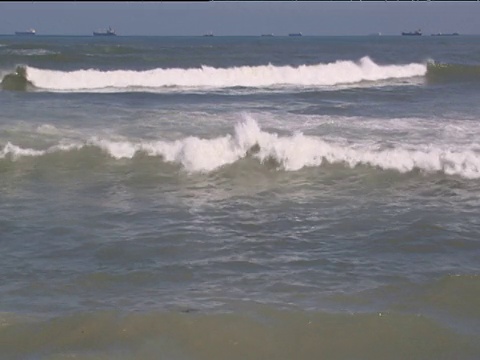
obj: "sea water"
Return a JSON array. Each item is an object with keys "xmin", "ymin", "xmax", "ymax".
[{"xmin": 0, "ymin": 35, "xmax": 479, "ymax": 359}]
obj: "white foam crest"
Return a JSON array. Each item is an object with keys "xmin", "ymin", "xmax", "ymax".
[
  {"xmin": 0, "ymin": 142, "xmax": 83, "ymax": 160},
  {"xmin": 88, "ymin": 118, "xmax": 480, "ymax": 178},
  {"xmin": 89, "ymin": 134, "xmax": 246, "ymax": 172},
  {"xmin": 24, "ymin": 57, "xmax": 427, "ymax": 91},
  {"xmin": 85, "ymin": 115, "xmax": 263, "ymax": 172},
  {"xmin": 36, "ymin": 124, "xmax": 60, "ymax": 135},
  {"xmin": 8, "ymin": 49, "xmax": 57, "ymax": 56},
  {"xmin": 251, "ymin": 132, "xmax": 480, "ymax": 178},
  {"xmin": 2, "ymin": 118, "xmax": 479, "ymax": 178},
  {"xmin": 0, "ymin": 142, "xmax": 45, "ymax": 159}
]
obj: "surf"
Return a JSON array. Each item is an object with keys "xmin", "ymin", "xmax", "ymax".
[
  {"xmin": 1, "ymin": 57, "xmax": 427, "ymax": 92},
  {"xmin": 2, "ymin": 117, "xmax": 480, "ymax": 179},
  {"xmin": 0, "ymin": 66, "xmax": 35, "ymax": 91}
]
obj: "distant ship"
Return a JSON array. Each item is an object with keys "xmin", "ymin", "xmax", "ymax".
[
  {"xmin": 261, "ymin": 33, "xmax": 274, "ymax": 37},
  {"xmin": 93, "ymin": 26, "xmax": 116, "ymax": 36},
  {"xmin": 15, "ymin": 28, "xmax": 36, "ymax": 36},
  {"xmin": 288, "ymin": 33, "xmax": 302, "ymax": 37},
  {"xmin": 402, "ymin": 29, "xmax": 422, "ymax": 36},
  {"xmin": 431, "ymin": 32, "xmax": 459, "ymax": 36},
  {"xmin": 203, "ymin": 31, "xmax": 214, "ymax": 37}
]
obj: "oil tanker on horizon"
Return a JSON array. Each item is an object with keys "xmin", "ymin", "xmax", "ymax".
[
  {"xmin": 15, "ymin": 28, "xmax": 36, "ymax": 36},
  {"xmin": 93, "ymin": 26, "xmax": 116, "ymax": 36},
  {"xmin": 402, "ymin": 29, "xmax": 422, "ymax": 36}
]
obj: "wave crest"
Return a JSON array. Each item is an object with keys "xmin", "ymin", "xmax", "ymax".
[
  {"xmin": 1, "ymin": 117, "xmax": 480, "ymax": 178},
  {"xmin": 0, "ymin": 66, "xmax": 34, "ymax": 91},
  {"xmin": 9, "ymin": 57, "xmax": 427, "ymax": 92}
]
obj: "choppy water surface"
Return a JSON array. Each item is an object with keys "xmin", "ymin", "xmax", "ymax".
[{"xmin": 1, "ymin": 35, "xmax": 480, "ymax": 359}]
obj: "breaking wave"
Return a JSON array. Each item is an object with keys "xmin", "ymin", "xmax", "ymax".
[
  {"xmin": 1, "ymin": 57, "xmax": 427, "ymax": 92},
  {"xmin": 0, "ymin": 66, "xmax": 34, "ymax": 91},
  {"xmin": 1, "ymin": 117, "xmax": 479, "ymax": 178}
]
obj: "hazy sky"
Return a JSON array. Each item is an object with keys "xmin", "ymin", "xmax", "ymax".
[{"xmin": 0, "ymin": 1, "xmax": 479, "ymax": 36}]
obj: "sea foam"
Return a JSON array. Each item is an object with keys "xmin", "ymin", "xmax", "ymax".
[
  {"xmin": 1, "ymin": 117, "xmax": 479, "ymax": 178},
  {"xmin": 22, "ymin": 57, "xmax": 427, "ymax": 91}
]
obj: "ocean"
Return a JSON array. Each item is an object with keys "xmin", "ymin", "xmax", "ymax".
[{"xmin": 0, "ymin": 35, "xmax": 479, "ymax": 359}]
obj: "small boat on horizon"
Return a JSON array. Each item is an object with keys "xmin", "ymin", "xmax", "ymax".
[
  {"xmin": 402, "ymin": 29, "xmax": 422, "ymax": 36},
  {"xmin": 203, "ymin": 31, "xmax": 214, "ymax": 37},
  {"xmin": 261, "ymin": 33, "xmax": 274, "ymax": 37},
  {"xmin": 93, "ymin": 26, "xmax": 116, "ymax": 36},
  {"xmin": 289, "ymin": 32, "xmax": 302, "ymax": 37},
  {"xmin": 15, "ymin": 28, "xmax": 36, "ymax": 36}
]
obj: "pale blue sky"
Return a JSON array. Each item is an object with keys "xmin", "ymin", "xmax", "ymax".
[{"xmin": 0, "ymin": 1, "xmax": 479, "ymax": 36}]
